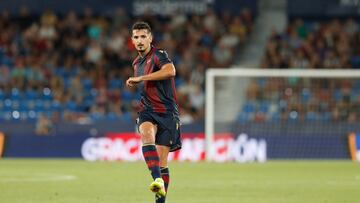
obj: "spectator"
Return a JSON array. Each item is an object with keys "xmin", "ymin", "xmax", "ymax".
[{"xmin": 35, "ymin": 114, "xmax": 53, "ymax": 135}]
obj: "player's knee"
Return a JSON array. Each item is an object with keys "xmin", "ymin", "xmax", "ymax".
[
  {"xmin": 139, "ymin": 122, "xmax": 156, "ymax": 135},
  {"xmin": 141, "ymin": 133, "xmax": 155, "ymax": 144},
  {"xmin": 141, "ymin": 137, "xmax": 155, "ymax": 144},
  {"xmin": 140, "ymin": 129, "xmax": 153, "ymax": 136},
  {"xmin": 140, "ymin": 130, "xmax": 154, "ymax": 141}
]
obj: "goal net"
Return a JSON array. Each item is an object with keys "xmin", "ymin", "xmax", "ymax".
[{"xmin": 205, "ymin": 68, "xmax": 360, "ymax": 162}]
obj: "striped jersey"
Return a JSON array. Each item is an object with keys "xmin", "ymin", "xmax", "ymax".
[{"xmin": 132, "ymin": 46, "xmax": 179, "ymax": 115}]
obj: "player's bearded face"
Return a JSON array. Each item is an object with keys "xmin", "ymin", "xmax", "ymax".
[{"xmin": 132, "ymin": 29, "xmax": 152, "ymax": 53}]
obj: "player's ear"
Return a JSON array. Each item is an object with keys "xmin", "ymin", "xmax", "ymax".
[
  {"xmin": 131, "ymin": 33, "xmax": 136, "ymax": 44},
  {"xmin": 149, "ymin": 32, "xmax": 153, "ymax": 43},
  {"xmin": 131, "ymin": 37, "xmax": 135, "ymax": 45}
]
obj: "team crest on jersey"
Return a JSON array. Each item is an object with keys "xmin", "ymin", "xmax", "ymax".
[{"xmin": 158, "ymin": 49, "xmax": 168, "ymax": 58}]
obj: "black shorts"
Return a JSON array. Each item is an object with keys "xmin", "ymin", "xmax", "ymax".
[{"xmin": 137, "ymin": 111, "xmax": 182, "ymax": 152}]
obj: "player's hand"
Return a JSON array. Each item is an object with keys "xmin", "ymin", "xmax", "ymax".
[{"xmin": 126, "ymin": 76, "xmax": 142, "ymax": 87}]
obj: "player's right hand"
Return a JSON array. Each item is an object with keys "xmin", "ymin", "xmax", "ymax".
[{"xmin": 126, "ymin": 76, "xmax": 142, "ymax": 87}]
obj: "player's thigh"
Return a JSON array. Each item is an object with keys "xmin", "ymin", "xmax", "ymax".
[
  {"xmin": 139, "ymin": 121, "xmax": 158, "ymax": 144},
  {"xmin": 156, "ymin": 145, "xmax": 170, "ymax": 167}
]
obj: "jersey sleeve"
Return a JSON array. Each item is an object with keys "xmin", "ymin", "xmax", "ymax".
[{"xmin": 154, "ymin": 49, "xmax": 172, "ymax": 69}]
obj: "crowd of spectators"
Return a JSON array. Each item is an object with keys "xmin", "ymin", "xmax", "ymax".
[
  {"xmin": 0, "ymin": 6, "xmax": 253, "ymax": 126},
  {"xmin": 262, "ymin": 18, "xmax": 359, "ymax": 69},
  {"xmin": 239, "ymin": 18, "xmax": 360, "ymax": 122}
]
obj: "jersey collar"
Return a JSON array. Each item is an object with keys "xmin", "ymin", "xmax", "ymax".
[{"xmin": 139, "ymin": 45, "xmax": 155, "ymax": 59}]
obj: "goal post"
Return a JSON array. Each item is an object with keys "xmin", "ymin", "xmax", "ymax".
[{"xmin": 205, "ymin": 68, "xmax": 360, "ymax": 162}]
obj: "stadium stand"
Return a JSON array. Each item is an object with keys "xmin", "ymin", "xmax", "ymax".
[
  {"xmin": 238, "ymin": 18, "xmax": 360, "ymax": 122},
  {"xmin": 0, "ymin": 7, "xmax": 253, "ymax": 123}
]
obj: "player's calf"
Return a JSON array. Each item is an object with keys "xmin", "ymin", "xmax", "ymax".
[{"xmin": 142, "ymin": 144, "xmax": 161, "ymax": 179}]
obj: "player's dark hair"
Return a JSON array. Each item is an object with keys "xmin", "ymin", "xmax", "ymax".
[{"xmin": 132, "ymin": 21, "xmax": 152, "ymax": 33}]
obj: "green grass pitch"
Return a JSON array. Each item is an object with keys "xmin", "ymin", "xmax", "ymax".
[{"xmin": 0, "ymin": 159, "xmax": 359, "ymax": 203}]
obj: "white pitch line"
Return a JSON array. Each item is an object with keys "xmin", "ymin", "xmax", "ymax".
[{"xmin": 0, "ymin": 173, "xmax": 77, "ymax": 183}]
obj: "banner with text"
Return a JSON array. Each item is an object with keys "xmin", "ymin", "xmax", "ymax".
[{"xmin": 81, "ymin": 133, "xmax": 267, "ymax": 163}]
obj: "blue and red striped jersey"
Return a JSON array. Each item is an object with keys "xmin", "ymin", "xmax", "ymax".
[{"xmin": 132, "ymin": 46, "xmax": 179, "ymax": 115}]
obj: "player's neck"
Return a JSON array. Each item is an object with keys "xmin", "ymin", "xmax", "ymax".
[{"xmin": 138, "ymin": 45, "xmax": 152, "ymax": 58}]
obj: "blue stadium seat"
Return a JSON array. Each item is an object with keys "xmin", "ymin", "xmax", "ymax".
[
  {"xmin": 301, "ymin": 88, "xmax": 311, "ymax": 103},
  {"xmin": 3, "ymin": 99, "xmax": 12, "ymax": 111},
  {"xmin": 333, "ymin": 89, "xmax": 342, "ymax": 102},
  {"xmin": 135, "ymin": 91, "xmax": 142, "ymax": 100},
  {"xmin": 27, "ymin": 110, "xmax": 37, "ymax": 121},
  {"xmin": 242, "ymin": 102, "xmax": 256, "ymax": 113},
  {"xmin": 256, "ymin": 78, "xmax": 266, "ymax": 88},
  {"xmin": 43, "ymin": 110, "xmax": 53, "ymax": 117},
  {"xmin": 121, "ymin": 89, "xmax": 134, "ymax": 103},
  {"xmin": 89, "ymin": 112, "xmax": 105, "ymax": 121},
  {"xmin": 82, "ymin": 78, "xmax": 93, "ymax": 90},
  {"xmin": 19, "ymin": 100, "xmax": 29, "ymax": 111},
  {"xmin": 25, "ymin": 89, "xmax": 39, "ymax": 100},
  {"xmin": 63, "ymin": 77, "xmax": 72, "ymax": 90},
  {"xmin": 0, "ymin": 54, "xmax": 13, "ymax": 66},
  {"xmin": 106, "ymin": 112, "xmax": 119, "ymax": 120},
  {"xmin": 270, "ymin": 112, "xmax": 280, "ymax": 121},
  {"xmin": 305, "ymin": 112, "xmax": 319, "ymax": 121},
  {"xmin": 237, "ymin": 112, "xmax": 250, "ymax": 122},
  {"xmin": 10, "ymin": 88, "xmax": 22, "ymax": 101},
  {"xmin": 90, "ymin": 88, "xmax": 98, "ymax": 98},
  {"xmin": 50, "ymin": 101, "xmax": 62, "ymax": 111},
  {"xmin": 354, "ymin": 80, "xmax": 360, "ymax": 91},
  {"xmin": 279, "ymin": 100, "xmax": 288, "ymax": 111},
  {"xmin": 258, "ymin": 102, "xmax": 269, "ymax": 113},
  {"xmin": 65, "ymin": 101, "xmax": 78, "ymax": 112},
  {"xmin": 175, "ymin": 78, "xmax": 185, "ymax": 88},
  {"xmin": 320, "ymin": 112, "xmax": 332, "ymax": 121},
  {"xmin": 351, "ymin": 56, "xmax": 360, "ymax": 69},
  {"xmin": 34, "ymin": 100, "xmax": 45, "ymax": 112},
  {"xmin": 120, "ymin": 112, "xmax": 132, "ymax": 122},
  {"xmin": 108, "ymin": 79, "xmax": 123, "ymax": 90},
  {"xmin": 81, "ymin": 99, "xmax": 93, "ymax": 110},
  {"xmin": 0, "ymin": 90, "xmax": 5, "ymax": 100}
]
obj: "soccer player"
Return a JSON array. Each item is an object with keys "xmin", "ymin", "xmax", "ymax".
[{"xmin": 126, "ymin": 21, "xmax": 181, "ymax": 203}]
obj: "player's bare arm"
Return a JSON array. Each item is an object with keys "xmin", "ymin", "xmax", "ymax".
[{"xmin": 126, "ymin": 63, "xmax": 175, "ymax": 87}]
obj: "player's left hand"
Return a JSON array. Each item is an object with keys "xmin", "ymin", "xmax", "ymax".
[{"xmin": 126, "ymin": 76, "xmax": 142, "ymax": 87}]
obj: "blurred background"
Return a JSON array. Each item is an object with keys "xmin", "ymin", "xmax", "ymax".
[{"xmin": 0, "ymin": 0, "xmax": 359, "ymax": 162}]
